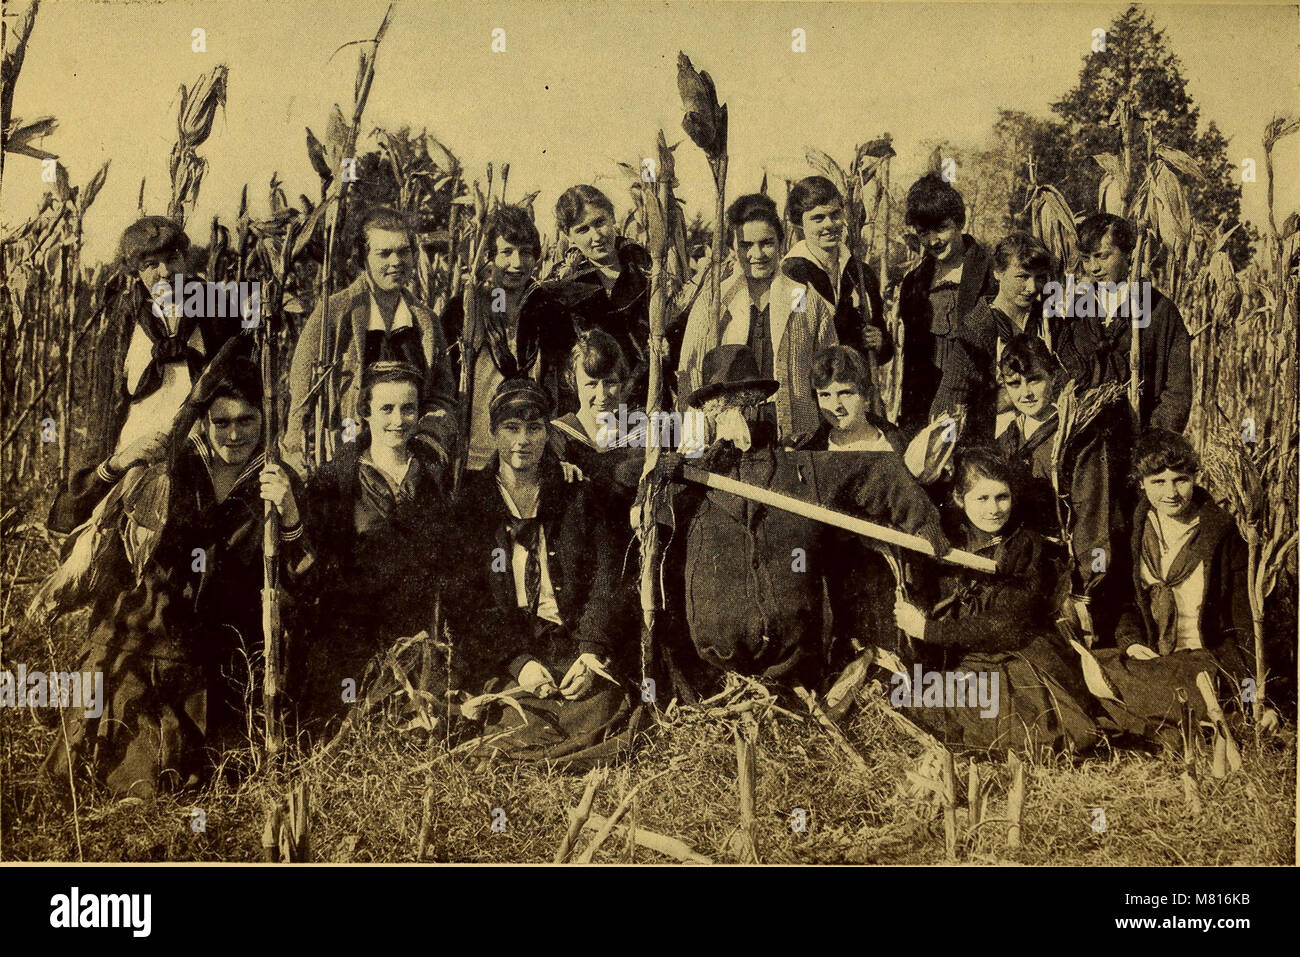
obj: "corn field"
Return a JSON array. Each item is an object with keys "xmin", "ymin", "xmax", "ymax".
[{"xmin": 2, "ymin": 3, "xmax": 1295, "ymax": 696}]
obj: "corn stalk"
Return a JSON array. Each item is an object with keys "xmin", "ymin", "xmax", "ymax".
[
  {"xmin": 1200, "ymin": 425, "xmax": 1298, "ymax": 726},
  {"xmin": 307, "ymin": 5, "xmax": 393, "ymax": 471},
  {"xmin": 635, "ymin": 130, "xmax": 678, "ymax": 688}
]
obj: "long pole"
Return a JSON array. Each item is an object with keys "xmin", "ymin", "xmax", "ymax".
[{"xmin": 681, "ymin": 465, "xmax": 997, "ymax": 573}]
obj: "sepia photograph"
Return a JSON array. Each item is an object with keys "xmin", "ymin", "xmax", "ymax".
[{"xmin": 0, "ymin": 0, "xmax": 1296, "ymax": 900}]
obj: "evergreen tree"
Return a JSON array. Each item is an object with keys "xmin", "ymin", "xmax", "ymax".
[{"xmin": 1051, "ymin": 5, "xmax": 1250, "ymax": 265}]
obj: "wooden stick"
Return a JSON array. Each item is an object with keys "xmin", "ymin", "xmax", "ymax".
[
  {"xmin": 728, "ymin": 720, "xmax": 759, "ymax": 863},
  {"xmin": 681, "ymin": 466, "xmax": 997, "ymax": 573},
  {"xmin": 967, "ymin": 759, "xmax": 981, "ymax": 828},
  {"xmin": 554, "ymin": 768, "xmax": 604, "ymax": 863},
  {"xmin": 416, "ymin": 784, "xmax": 438, "ymax": 860},
  {"xmin": 580, "ymin": 813, "xmax": 712, "ymax": 864},
  {"xmin": 1196, "ymin": 671, "xmax": 1242, "ymax": 772},
  {"xmin": 1006, "ymin": 751, "xmax": 1025, "ymax": 850},
  {"xmin": 1176, "ymin": 689, "xmax": 1204, "ymax": 816},
  {"xmin": 940, "ymin": 750, "xmax": 958, "ymax": 859},
  {"xmin": 794, "ymin": 685, "xmax": 871, "ymax": 774},
  {"xmin": 574, "ymin": 769, "xmax": 673, "ymax": 864}
]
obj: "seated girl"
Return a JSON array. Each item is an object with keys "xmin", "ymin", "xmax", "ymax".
[
  {"xmin": 891, "ymin": 449, "xmax": 1099, "ymax": 754},
  {"xmin": 995, "ymin": 334, "xmax": 1128, "ymax": 645},
  {"xmin": 787, "ymin": 345, "xmax": 949, "ymax": 670},
  {"xmin": 44, "ymin": 359, "xmax": 312, "ymax": 798},
  {"xmin": 1091, "ymin": 430, "xmax": 1277, "ymax": 735},
  {"xmin": 295, "ymin": 361, "xmax": 448, "ymax": 734},
  {"xmin": 444, "ymin": 378, "xmax": 643, "ymax": 765}
]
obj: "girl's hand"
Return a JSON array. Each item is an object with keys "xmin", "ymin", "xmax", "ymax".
[
  {"xmin": 518, "ymin": 660, "xmax": 557, "ymax": 698},
  {"xmin": 109, "ymin": 429, "xmax": 169, "ymax": 473},
  {"xmin": 893, "ymin": 600, "xmax": 928, "ymax": 639},
  {"xmin": 1125, "ymin": 643, "xmax": 1159, "ymax": 661},
  {"xmin": 559, "ymin": 658, "xmax": 593, "ymax": 700},
  {"xmin": 559, "ymin": 461, "xmax": 585, "ymax": 484},
  {"xmin": 259, "ymin": 464, "xmax": 300, "ymax": 527},
  {"xmin": 862, "ymin": 326, "xmax": 884, "ymax": 351},
  {"xmin": 1259, "ymin": 707, "xmax": 1280, "ymax": 735}
]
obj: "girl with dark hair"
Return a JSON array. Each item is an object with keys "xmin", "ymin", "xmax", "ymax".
[
  {"xmin": 781, "ymin": 176, "xmax": 893, "ymax": 370},
  {"xmin": 897, "ymin": 173, "xmax": 996, "ymax": 436},
  {"xmin": 545, "ymin": 185, "xmax": 657, "ymax": 409},
  {"xmin": 931, "ymin": 231, "xmax": 1055, "ymax": 443},
  {"xmin": 48, "ymin": 216, "xmax": 242, "ymax": 535},
  {"xmin": 1089, "ymin": 430, "xmax": 1277, "ymax": 736},
  {"xmin": 787, "ymin": 345, "xmax": 949, "ymax": 667},
  {"xmin": 549, "ymin": 330, "xmax": 644, "ymax": 491},
  {"xmin": 994, "ymin": 334, "xmax": 1127, "ymax": 645},
  {"xmin": 44, "ymin": 359, "xmax": 312, "ymax": 798},
  {"xmin": 444, "ymin": 378, "xmax": 643, "ymax": 766},
  {"xmin": 294, "ymin": 361, "xmax": 449, "ymax": 733},
  {"xmin": 440, "ymin": 205, "xmax": 573, "ymax": 469},
  {"xmin": 890, "ymin": 449, "xmax": 1099, "ymax": 753}
]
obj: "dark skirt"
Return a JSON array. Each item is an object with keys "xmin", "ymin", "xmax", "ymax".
[
  {"xmin": 1091, "ymin": 648, "xmax": 1224, "ymax": 737},
  {"xmin": 900, "ymin": 633, "xmax": 1101, "ymax": 754},
  {"xmin": 44, "ymin": 638, "xmax": 250, "ymax": 799},
  {"xmin": 470, "ymin": 679, "xmax": 650, "ymax": 771}
]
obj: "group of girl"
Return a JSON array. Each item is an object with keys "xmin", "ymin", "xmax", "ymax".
[{"xmin": 39, "ymin": 171, "xmax": 1273, "ymax": 799}]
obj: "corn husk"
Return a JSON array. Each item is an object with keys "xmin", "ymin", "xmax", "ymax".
[{"xmin": 676, "ymin": 52, "xmax": 727, "ymax": 161}]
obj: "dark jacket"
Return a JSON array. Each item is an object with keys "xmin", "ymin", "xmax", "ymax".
[
  {"xmin": 79, "ymin": 436, "xmax": 314, "ymax": 664},
  {"xmin": 930, "ymin": 297, "xmax": 1058, "ymax": 444},
  {"xmin": 897, "ymin": 236, "xmax": 996, "ymax": 435},
  {"xmin": 440, "ymin": 281, "xmax": 575, "ymax": 411},
  {"xmin": 445, "ymin": 456, "xmax": 636, "ymax": 686},
  {"xmin": 1054, "ymin": 286, "xmax": 1191, "ymax": 432},
  {"xmin": 1114, "ymin": 490, "xmax": 1254, "ymax": 683},
  {"xmin": 302, "ymin": 438, "xmax": 448, "ymax": 640},
  {"xmin": 922, "ymin": 521, "xmax": 1055, "ymax": 654},
  {"xmin": 679, "ymin": 435, "xmax": 827, "ymax": 687},
  {"xmin": 996, "ymin": 406, "xmax": 1125, "ymax": 602},
  {"xmin": 541, "ymin": 239, "xmax": 659, "ymax": 409}
]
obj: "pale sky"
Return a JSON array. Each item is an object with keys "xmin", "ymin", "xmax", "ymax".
[{"xmin": 3, "ymin": 0, "xmax": 1298, "ymax": 263}]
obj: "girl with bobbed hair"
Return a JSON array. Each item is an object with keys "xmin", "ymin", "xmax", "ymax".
[{"xmin": 295, "ymin": 361, "xmax": 450, "ymax": 734}]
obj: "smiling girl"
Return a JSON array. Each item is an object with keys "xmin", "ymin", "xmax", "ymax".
[
  {"xmin": 678, "ymin": 193, "xmax": 837, "ymax": 439},
  {"xmin": 444, "ymin": 377, "xmax": 642, "ymax": 765},
  {"xmin": 296, "ymin": 361, "xmax": 448, "ymax": 734},
  {"xmin": 791, "ymin": 346, "xmax": 949, "ymax": 667},
  {"xmin": 45, "ymin": 360, "xmax": 313, "ymax": 797},
  {"xmin": 890, "ymin": 449, "xmax": 1099, "ymax": 752},
  {"xmin": 781, "ymin": 177, "xmax": 893, "ymax": 369},
  {"xmin": 1090, "ymin": 430, "xmax": 1275, "ymax": 735}
]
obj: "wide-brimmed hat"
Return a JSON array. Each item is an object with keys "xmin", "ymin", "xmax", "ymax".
[{"xmin": 687, "ymin": 344, "xmax": 779, "ymax": 409}]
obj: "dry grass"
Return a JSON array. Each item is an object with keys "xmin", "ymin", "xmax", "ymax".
[{"xmin": 3, "ymin": 521, "xmax": 1293, "ymax": 866}]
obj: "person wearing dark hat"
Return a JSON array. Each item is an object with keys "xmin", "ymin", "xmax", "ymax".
[
  {"xmin": 293, "ymin": 361, "xmax": 450, "ymax": 735},
  {"xmin": 653, "ymin": 344, "xmax": 833, "ymax": 690},
  {"xmin": 284, "ymin": 205, "xmax": 458, "ymax": 475},
  {"xmin": 47, "ymin": 215, "xmax": 242, "ymax": 534},
  {"xmin": 442, "ymin": 377, "xmax": 643, "ymax": 765},
  {"xmin": 44, "ymin": 357, "xmax": 314, "ymax": 799}
]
